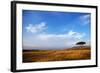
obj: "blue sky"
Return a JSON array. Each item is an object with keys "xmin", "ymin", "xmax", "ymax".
[{"xmin": 22, "ymin": 10, "xmax": 91, "ymax": 50}]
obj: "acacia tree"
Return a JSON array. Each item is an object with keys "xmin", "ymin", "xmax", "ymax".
[{"xmin": 76, "ymin": 41, "xmax": 86, "ymax": 46}]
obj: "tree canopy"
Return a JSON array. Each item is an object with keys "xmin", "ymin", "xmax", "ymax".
[{"xmin": 76, "ymin": 41, "xmax": 86, "ymax": 45}]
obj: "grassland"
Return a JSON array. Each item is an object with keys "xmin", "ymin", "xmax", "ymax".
[{"xmin": 23, "ymin": 46, "xmax": 91, "ymax": 63}]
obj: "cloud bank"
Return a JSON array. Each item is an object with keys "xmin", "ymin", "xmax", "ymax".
[{"xmin": 23, "ymin": 23, "xmax": 87, "ymax": 49}]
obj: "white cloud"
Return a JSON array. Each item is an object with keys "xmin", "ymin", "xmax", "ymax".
[
  {"xmin": 25, "ymin": 22, "xmax": 47, "ymax": 33},
  {"xmin": 79, "ymin": 14, "xmax": 90, "ymax": 25},
  {"xmin": 38, "ymin": 30, "xmax": 85, "ymax": 40},
  {"xmin": 23, "ymin": 30, "xmax": 87, "ymax": 49},
  {"xmin": 67, "ymin": 30, "xmax": 85, "ymax": 39},
  {"xmin": 81, "ymin": 15, "xmax": 90, "ymax": 19},
  {"xmin": 67, "ymin": 30, "xmax": 76, "ymax": 36}
]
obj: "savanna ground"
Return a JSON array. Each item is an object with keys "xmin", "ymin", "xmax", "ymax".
[{"xmin": 23, "ymin": 46, "xmax": 91, "ymax": 63}]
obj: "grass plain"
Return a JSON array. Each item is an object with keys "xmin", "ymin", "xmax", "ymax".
[{"xmin": 23, "ymin": 46, "xmax": 91, "ymax": 63}]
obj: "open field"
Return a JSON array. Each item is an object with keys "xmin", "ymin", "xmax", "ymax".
[{"xmin": 23, "ymin": 46, "xmax": 91, "ymax": 63}]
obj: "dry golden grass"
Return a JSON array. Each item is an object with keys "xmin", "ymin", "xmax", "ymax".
[{"xmin": 23, "ymin": 46, "xmax": 91, "ymax": 63}]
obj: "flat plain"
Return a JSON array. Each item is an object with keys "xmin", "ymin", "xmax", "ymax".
[{"xmin": 23, "ymin": 46, "xmax": 91, "ymax": 63}]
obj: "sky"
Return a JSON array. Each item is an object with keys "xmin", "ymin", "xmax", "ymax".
[{"xmin": 22, "ymin": 10, "xmax": 91, "ymax": 50}]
